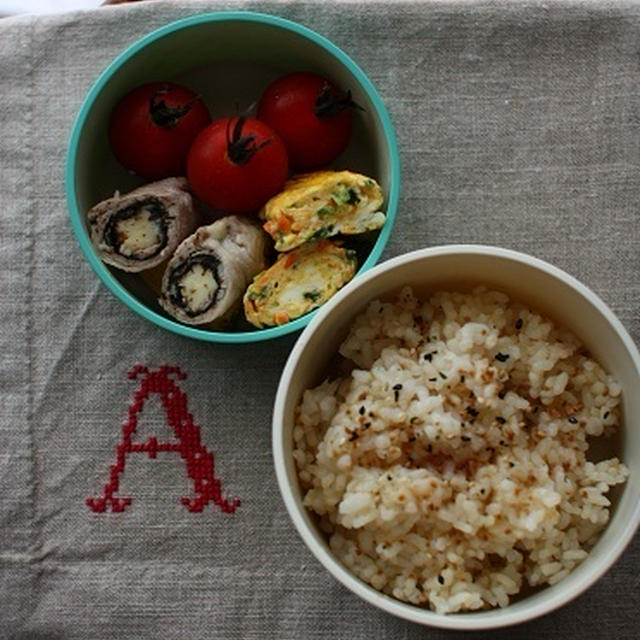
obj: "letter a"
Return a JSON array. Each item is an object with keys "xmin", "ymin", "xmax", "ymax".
[{"xmin": 86, "ymin": 365, "xmax": 240, "ymax": 514}]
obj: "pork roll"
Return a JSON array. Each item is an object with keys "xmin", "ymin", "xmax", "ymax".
[
  {"xmin": 260, "ymin": 170, "xmax": 385, "ymax": 252},
  {"xmin": 88, "ymin": 177, "xmax": 197, "ymax": 272},
  {"xmin": 159, "ymin": 216, "xmax": 268, "ymax": 326}
]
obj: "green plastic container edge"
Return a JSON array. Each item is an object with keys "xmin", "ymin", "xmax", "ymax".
[{"xmin": 65, "ymin": 10, "xmax": 401, "ymax": 344}]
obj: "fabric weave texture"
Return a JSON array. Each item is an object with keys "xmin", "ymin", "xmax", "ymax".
[{"xmin": 0, "ymin": 0, "xmax": 638, "ymax": 638}]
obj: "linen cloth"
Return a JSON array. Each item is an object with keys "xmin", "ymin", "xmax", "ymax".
[{"xmin": 0, "ymin": 0, "xmax": 639, "ymax": 637}]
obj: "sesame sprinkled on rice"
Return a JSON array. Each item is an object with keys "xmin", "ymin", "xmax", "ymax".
[{"xmin": 293, "ymin": 287, "xmax": 628, "ymax": 614}]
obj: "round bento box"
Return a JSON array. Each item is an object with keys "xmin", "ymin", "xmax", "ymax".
[
  {"xmin": 273, "ymin": 245, "xmax": 640, "ymax": 629},
  {"xmin": 66, "ymin": 11, "xmax": 400, "ymax": 343}
]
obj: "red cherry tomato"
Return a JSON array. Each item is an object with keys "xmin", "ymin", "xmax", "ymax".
[
  {"xmin": 109, "ymin": 82, "xmax": 211, "ymax": 179},
  {"xmin": 257, "ymin": 72, "xmax": 358, "ymax": 170},
  {"xmin": 186, "ymin": 116, "xmax": 289, "ymax": 214}
]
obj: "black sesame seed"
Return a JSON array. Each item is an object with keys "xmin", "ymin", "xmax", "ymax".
[
  {"xmin": 437, "ymin": 575, "xmax": 444, "ymax": 585},
  {"xmin": 460, "ymin": 375, "xmax": 465, "ymax": 383},
  {"xmin": 515, "ymin": 318, "xmax": 523, "ymax": 330},
  {"xmin": 427, "ymin": 444, "xmax": 433, "ymax": 453},
  {"xmin": 480, "ymin": 488, "xmax": 486, "ymax": 494},
  {"xmin": 461, "ymin": 436, "xmax": 471, "ymax": 442},
  {"xmin": 496, "ymin": 416, "xmax": 506, "ymax": 424},
  {"xmin": 423, "ymin": 353, "xmax": 433, "ymax": 362},
  {"xmin": 439, "ymin": 372, "xmax": 447, "ymax": 380},
  {"xmin": 568, "ymin": 416, "xmax": 578, "ymax": 424},
  {"xmin": 359, "ymin": 406, "xmax": 366, "ymax": 415},
  {"xmin": 509, "ymin": 462, "xmax": 515, "ymax": 467},
  {"xmin": 393, "ymin": 383, "xmax": 403, "ymax": 390},
  {"xmin": 499, "ymin": 440, "xmax": 506, "ymax": 446},
  {"xmin": 603, "ymin": 411, "xmax": 610, "ymax": 419},
  {"xmin": 428, "ymin": 377, "xmax": 437, "ymax": 382},
  {"xmin": 364, "ymin": 422, "xmax": 371, "ymax": 429},
  {"xmin": 495, "ymin": 353, "xmax": 510, "ymax": 362},
  {"xmin": 387, "ymin": 475, "xmax": 392, "ymax": 481},
  {"xmin": 498, "ymin": 391, "xmax": 506, "ymax": 400}
]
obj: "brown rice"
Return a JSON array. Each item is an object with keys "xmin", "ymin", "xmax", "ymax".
[{"xmin": 293, "ymin": 287, "xmax": 628, "ymax": 613}]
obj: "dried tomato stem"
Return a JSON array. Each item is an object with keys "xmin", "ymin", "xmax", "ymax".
[
  {"xmin": 226, "ymin": 116, "xmax": 271, "ymax": 165},
  {"xmin": 149, "ymin": 87, "xmax": 199, "ymax": 128},
  {"xmin": 314, "ymin": 83, "xmax": 363, "ymax": 118}
]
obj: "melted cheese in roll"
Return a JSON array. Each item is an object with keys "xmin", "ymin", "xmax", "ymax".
[
  {"xmin": 88, "ymin": 177, "xmax": 197, "ymax": 273},
  {"xmin": 159, "ymin": 216, "xmax": 268, "ymax": 326}
]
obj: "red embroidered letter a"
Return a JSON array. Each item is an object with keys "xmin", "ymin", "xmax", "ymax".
[{"xmin": 86, "ymin": 365, "xmax": 240, "ymax": 514}]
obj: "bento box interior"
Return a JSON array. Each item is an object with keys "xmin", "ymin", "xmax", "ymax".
[{"xmin": 71, "ymin": 19, "xmax": 391, "ymax": 324}]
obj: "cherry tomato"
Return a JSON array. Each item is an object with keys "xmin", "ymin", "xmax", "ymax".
[
  {"xmin": 109, "ymin": 82, "xmax": 211, "ymax": 179},
  {"xmin": 186, "ymin": 116, "xmax": 289, "ymax": 214},
  {"xmin": 257, "ymin": 72, "xmax": 359, "ymax": 170}
]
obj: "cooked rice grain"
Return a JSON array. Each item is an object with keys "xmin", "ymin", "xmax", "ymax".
[{"xmin": 293, "ymin": 287, "xmax": 628, "ymax": 613}]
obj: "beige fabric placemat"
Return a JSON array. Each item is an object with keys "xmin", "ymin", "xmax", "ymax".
[{"xmin": 0, "ymin": 1, "xmax": 638, "ymax": 638}]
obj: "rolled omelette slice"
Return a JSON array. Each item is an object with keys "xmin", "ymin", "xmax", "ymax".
[
  {"xmin": 260, "ymin": 170, "xmax": 385, "ymax": 252},
  {"xmin": 243, "ymin": 240, "xmax": 357, "ymax": 328},
  {"xmin": 88, "ymin": 177, "xmax": 198, "ymax": 272},
  {"xmin": 159, "ymin": 216, "xmax": 268, "ymax": 326}
]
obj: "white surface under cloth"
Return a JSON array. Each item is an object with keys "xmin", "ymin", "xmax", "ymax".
[
  {"xmin": 0, "ymin": 0, "xmax": 102, "ymax": 16},
  {"xmin": 0, "ymin": 0, "xmax": 638, "ymax": 638}
]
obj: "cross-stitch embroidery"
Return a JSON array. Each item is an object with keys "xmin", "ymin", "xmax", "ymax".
[{"xmin": 86, "ymin": 365, "xmax": 240, "ymax": 514}]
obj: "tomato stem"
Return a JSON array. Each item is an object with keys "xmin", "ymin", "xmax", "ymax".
[
  {"xmin": 226, "ymin": 116, "xmax": 271, "ymax": 165},
  {"xmin": 149, "ymin": 86, "xmax": 199, "ymax": 128},
  {"xmin": 314, "ymin": 84, "xmax": 363, "ymax": 118}
]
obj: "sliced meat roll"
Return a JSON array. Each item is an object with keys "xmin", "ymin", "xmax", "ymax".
[
  {"xmin": 88, "ymin": 177, "xmax": 197, "ymax": 272},
  {"xmin": 260, "ymin": 170, "xmax": 385, "ymax": 252},
  {"xmin": 159, "ymin": 216, "xmax": 268, "ymax": 326},
  {"xmin": 243, "ymin": 240, "xmax": 357, "ymax": 328}
]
